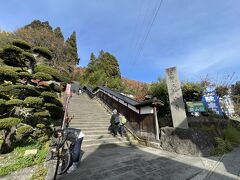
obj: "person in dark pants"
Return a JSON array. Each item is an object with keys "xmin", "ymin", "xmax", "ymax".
[
  {"xmin": 110, "ymin": 109, "xmax": 120, "ymax": 136},
  {"xmin": 52, "ymin": 128, "xmax": 84, "ymax": 173}
]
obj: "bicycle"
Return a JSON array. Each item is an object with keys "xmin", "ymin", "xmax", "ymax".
[
  {"xmin": 65, "ymin": 114, "xmax": 74, "ymax": 128},
  {"xmin": 49, "ymin": 138, "xmax": 74, "ymax": 175}
]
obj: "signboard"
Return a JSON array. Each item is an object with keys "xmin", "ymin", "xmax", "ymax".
[
  {"xmin": 166, "ymin": 67, "xmax": 188, "ymax": 129},
  {"xmin": 186, "ymin": 101, "xmax": 206, "ymax": 112},
  {"xmin": 202, "ymin": 91, "xmax": 223, "ymax": 116}
]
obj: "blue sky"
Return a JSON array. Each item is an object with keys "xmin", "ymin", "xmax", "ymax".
[{"xmin": 0, "ymin": 0, "xmax": 239, "ymax": 83}]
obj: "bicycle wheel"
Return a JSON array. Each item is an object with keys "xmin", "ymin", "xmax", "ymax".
[{"xmin": 57, "ymin": 148, "xmax": 71, "ymax": 175}]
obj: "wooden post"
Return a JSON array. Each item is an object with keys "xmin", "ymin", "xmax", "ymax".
[{"xmin": 153, "ymin": 106, "xmax": 159, "ymax": 141}]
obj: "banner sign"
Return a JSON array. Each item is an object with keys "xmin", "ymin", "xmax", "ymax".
[
  {"xmin": 186, "ymin": 101, "xmax": 206, "ymax": 112},
  {"xmin": 202, "ymin": 91, "xmax": 223, "ymax": 116},
  {"xmin": 66, "ymin": 83, "xmax": 72, "ymax": 96}
]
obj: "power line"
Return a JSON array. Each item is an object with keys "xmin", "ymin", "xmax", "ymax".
[
  {"xmin": 127, "ymin": 0, "xmax": 149, "ymax": 62},
  {"xmin": 131, "ymin": 0, "xmax": 164, "ymax": 69}
]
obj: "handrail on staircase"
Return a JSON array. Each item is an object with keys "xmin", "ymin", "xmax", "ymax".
[
  {"xmin": 83, "ymin": 86, "xmax": 163, "ymax": 141},
  {"xmin": 61, "ymin": 92, "xmax": 71, "ymax": 129}
]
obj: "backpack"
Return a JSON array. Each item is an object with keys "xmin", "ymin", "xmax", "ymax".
[
  {"xmin": 114, "ymin": 115, "xmax": 120, "ymax": 125},
  {"xmin": 120, "ymin": 115, "xmax": 127, "ymax": 124}
]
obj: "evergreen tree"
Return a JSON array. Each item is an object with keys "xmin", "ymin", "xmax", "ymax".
[
  {"xmin": 65, "ymin": 32, "xmax": 79, "ymax": 65},
  {"xmin": 54, "ymin": 27, "xmax": 64, "ymax": 40},
  {"xmin": 82, "ymin": 51, "xmax": 122, "ymax": 90},
  {"xmin": 24, "ymin": 20, "xmax": 53, "ymax": 31}
]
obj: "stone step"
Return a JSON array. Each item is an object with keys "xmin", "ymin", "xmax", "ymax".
[
  {"xmin": 69, "ymin": 114, "xmax": 110, "ymax": 117},
  {"xmin": 83, "ymin": 130, "xmax": 111, "ymax": 135},
  {"xmin": 81, "ymin": 141, "xmax": 130, "ymax": 152},
  {"xmin": 70, "ymin": 123, "xmax": 109, "ymax": 126},
  {"xmin": 82, "ymin": 139, "xmax": 129, "ymax": 147},
  {"xmin": 71, "ymin": 126, "xmax": 108, "ymax": 131},
  {"xmin": 70, "ymin": 120, "xmax": 110, "ymax": 126}
]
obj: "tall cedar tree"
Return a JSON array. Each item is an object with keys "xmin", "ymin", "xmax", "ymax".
[
  {"xmin": 82, "ymin": 50, "xmax": 122, "ymax": 90},
  {"xmin": 65, "ymin": 32, "xmax": 79, "ymax": 65}
]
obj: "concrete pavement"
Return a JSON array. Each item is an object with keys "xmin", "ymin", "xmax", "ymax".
[
  {"xmin": 57, "ymin": 144, "xmax": 240, "ymax": 180},
  {"xmin": 58, "ymin": 93, "xmax": 240, "ymax": 180}
]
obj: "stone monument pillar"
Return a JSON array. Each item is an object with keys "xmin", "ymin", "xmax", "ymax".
[{"xmin": 166, "ymin": 67, "xmax": 188, "ymax": 129}]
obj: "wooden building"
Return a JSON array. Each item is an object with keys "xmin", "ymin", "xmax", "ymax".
[{"xmin": 83, "ymin": 86, "xmax": 163, "ymax": 140}]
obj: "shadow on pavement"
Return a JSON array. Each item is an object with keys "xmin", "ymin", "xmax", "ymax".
[{"xmin": 57, "ymin": 143, "xmax": 239, "ymax": 180}]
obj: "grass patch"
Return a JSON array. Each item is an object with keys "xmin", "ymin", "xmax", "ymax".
[
  {"xmin": 0, "ymin": 140, "xmax": 49, "ymax": 176},
  {"xmin": 212, "ymin": 125, "xmax": 240, "ymax": 155}
]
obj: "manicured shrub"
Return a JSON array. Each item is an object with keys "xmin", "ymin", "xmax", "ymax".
[
  {"xmin": 0, "ymin": 99, "xmax": 6, "ymax": 106},
  {"xmin": 33, "ymin": 110, "xmax": 50, "ymax": 118},
  {"xmin": 6, "ymin": 99, "xmax": 23, "ymax": 106},
  {"xmin": 33, "ymin": 46, "xmax": 52, "ymax": 60},
  {"xmin": 2, "ymin": 45, "xmax": 23, "ymax": 54},
  {"xmin": 12, "ymin": 85, "xmax": 40, "ymax": 98},
  {"xmin": 24, "ymin": 97, "xmax": 42, "ymax": 107},
  {"xmin": 53, "ymin": 98, "xmax": 63, "ymax": 107},
  {"xmin": 35, "ymin": 64, "xmax": 69, "ymax": 82},
  {"xmin": 18, "ymin": 72, "xmax": 33, "ymax": 79},
  {"xmin": 0, "ymin": 68, "xmax": 18, "ymax": 83},
  {"xmin": 33, "ymin": 72, "xmax": 53, "ymax": 81},
  {"xmin": 22, "ymin": 52, "xmax": 35, "ymax": 62},
  {"xmin": 36, "ymin": 124, "xmax": 45, "ymax": 129},
  {"xmin": 1, "ymin": 45, "xmax": 26, "ymax": 67},
  {"xmin": 0, "ymin": 94, "xmax": 10, "ymax": 100},
  {"xmin": 17, "ymin": 124, "xmax": 33, "ymax": 135},
  {"xmin": 44, "ymin": 103, "xmax": 63, "ymax": 119},
  {"xmin": 49, "ymin": 83, "xmax": 61, "ymax": 92},
  {"xmin": 0, "ymin": 117, "xmax": 21, "ymax": 129},
  {"xmin": 12, "ymin": 40, "xmax": 31, "ymax": 50},
  {"xmin": 0, "ymin": 99, "xmax": 7, "ymax": 114},
  {"xmin": 41, "ymin": 91, "xmax": 57, "ymax": 99}
]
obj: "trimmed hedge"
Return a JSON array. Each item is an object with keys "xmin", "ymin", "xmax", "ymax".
[
  {"xmin": 44, "ymin": 103, "xmax": 63, "ymax": 119},
  {"xmin": 18, "ymin": 72, "xmax": 33, "ymax": 79},
  {"xmin": 1, "ymin": 45, "xmax": 26, "ymax": 67},
  {"xmin": 24, "ymin": 97, "xmax": 43, "ymax": 106},
  {"xmin": 33, "ymin": 110, "xmax": 50, "ymax": 118},
  {"xmin": 41, "ymin": 91, "xmax": 57, "ymax": 99},
  {"xmin": 0, "ymin": 94, "xmax": 10, "ymax": 100},
  {"xmin": 0, "ymin": 117, "xmax": 21, "ymax": 129},
  {"xmin": 0, "ymin": 85, "xmax": 14, "ymax": 93},
  {"xmin": 0, "ymin": 99, "xmax": 6, "ymax": 106},
  {"xmin": 12, "ymin": 40, "xmax": 31, "ymax": 50},
  {"xmin": 0, "ymin": 67, "xmax": 18, "ymax": 82},
  {"xmin": 22, "ymin": 52, "xmax": 35, "ymax": 62},
  {"xmin": 6, "ymin": 99, "xmax": 23, "ymax": 106},
  {"xmin": 33, "ymin": 72, "xmax": 53, "ymax": 81},
  {"xmin": 12, "ymin": 85, "xmax": 40, "ymax": 97},
  {"xmin": 0, "ymin": 65, "xmax": 26, "ymax": 72},
  {"xmin": 36, "ymin": 123, "xmax": 45, "ymax": 129},
  {"xmin": 52, "ymin": 98, "xmax": 63, "ymax": 107},
  {"xmin": 49, "ymin": 83, "xmax": 61, "ymax": 92},
  {"xmin": 17, "ymin": 124, "xmax": 33, "ymax": 134},
  {"xmin": 33, "ymin": 46, "xmax": 52, "ymax": 60},
  {"xmin": 35, "ymin": 64, "xmax": 69, "ymax": 82},
  {"xmin": 2, "ymin": 45, "xmax": 23, "ymax": 54}
]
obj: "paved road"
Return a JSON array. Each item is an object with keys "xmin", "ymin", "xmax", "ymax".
[{"xmin": 57, "ymin": 144, "xmax": 240, "ymax": 180}]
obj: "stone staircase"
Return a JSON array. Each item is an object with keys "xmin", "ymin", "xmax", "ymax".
[{"xmin": 67, "ymin": 93, "xmax": 129, "ymax": 151}]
